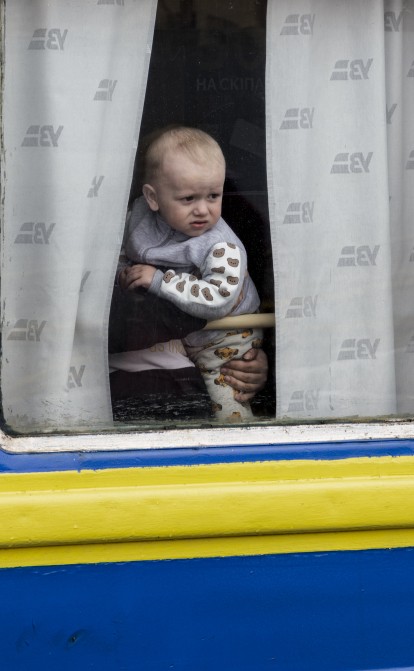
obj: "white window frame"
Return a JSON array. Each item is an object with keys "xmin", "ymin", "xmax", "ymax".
[{"xmin": 1, "ymin": 421, "xmax": 414, "ymax": 453}]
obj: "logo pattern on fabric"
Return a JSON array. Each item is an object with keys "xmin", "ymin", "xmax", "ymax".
[
  {"xmin": 280, "ymin": 108, "xmax": 314, "ymax": 129},
  {"xmin": 337, "ymin": 339, "xmax": 380, "ymax": 360},
  {"xmin": 14, "ymin": 223, "xmax": 55, "ymax": 244},
  {"xmin": 283, "ymin": 202, "xmax": 314, "ymax": 224},
  {"xmin": 386, "ymin": 103, "xmax": 397, "ymax": 124},
  {"xmin": 285, "ymin": 296, "xmax": 318, "ymax": 318},
  {"xmin": 280, "ymin": 14, "xmax": 315, "ymax": 35},
  {"xmin": 337, "ymin": 245, "xmax": 380, "ymax": 267},
  {"xmin": 331, "ymin": 152, "xmax": 373, "ymax": 173},
  {"xmin": 406, "ymin": 151, "xmax": 414, "ymax": 169},
  {"xmin": 94, "ymin": 80, "xmax": 117, "ymax": 101},
  {"xmin": 384, "ymin": 11, "xmax": 403, "ymax": 31},
  {"xmin": 330, "ymin": 59, "xmax": 373, "ymax": 80},
  {"xmin": 288, "ymin": 389, "xmax": 319, "ymax": 412},
  {"xmin": 88, "ymin": 176, "xmax": 105, "ymax": 197},
  {"xmin": 7, "ymin": 320, "xmax": 46, "ymax": 342},
  {"xmin": 67, "ymin": 365, "xmax": 86, "ymax": 389},
  {"xmin": 22, "ymin": 126, "xmax": 63, "ymax": 147},
  {"xmin": 28, "ymin": 29, "xmax": 68, "ymax": 50}
]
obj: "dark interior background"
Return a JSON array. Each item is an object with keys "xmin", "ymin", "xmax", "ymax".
[{"xmin": 130, "ymin": 0, "xmax": 275, "ymax": 414}]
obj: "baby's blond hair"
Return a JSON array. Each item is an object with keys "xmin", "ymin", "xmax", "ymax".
[{"xmin": 144, "ymin": 126, "xmax": 225, "ymax": 183}]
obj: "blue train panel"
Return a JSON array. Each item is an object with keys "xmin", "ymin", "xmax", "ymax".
[{"xmin": 2, "ymin": 548, "xmax": 414, "ymax": 671}]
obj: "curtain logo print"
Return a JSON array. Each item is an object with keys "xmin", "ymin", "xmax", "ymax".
[
  {"xmin": 14, "ymin": 222, "xmax": 55, "ymax": 245},
  {"xmin": 384, "ymin": 11, "xmax": 403, "ymax": 32},
  {"xmin": 406, "ymin": 336, "xmax": 414, "ymax": 353},
  {"xmin": 7, "ymin": 320, "xmax": 46, "ymax": 342},
  {"xmin": 330, "ymin": 59, "xmax": 372, "ymax": 81},
  {"xmin": 28, "ymin": 28, "xmax": 68, "ymax": 50},
  {"xmin": 331, "ymin": 152, "xmax": 373, "ymax": 174},
  {"xmin": 337, "ymin": 246, "xmax": 380, "ymax": 267},
  {"xmin": 283, "ymin": 202, "xmax": 314, "ymax": 224},
  {"xmin": 88, "ymin": 176, "xmax": 105, "ymax": 198},
  {"xmin": 406, "ymin": 151, "xmax": 414, "ymax": 170},
  {"xmin": 280, "ymin": 108, "xmax": 314, "ymax": 130},
  {"xmin": 408, "ymin": 62, "xmax": 414, "ymax": 77},
  {"xmin": 280, "ymin": 14, "xmax": 315, "ymax": 35},
  {"xmin": 285, "ymin": 296, "xmax": 318, "ymax": 318},
  {"xmin": 94, "ymin": 80, "xmax": 117, "ymax": 101},
  {"xmin": 337, "ymin": 339, "xmax": 380, "ymax": 361},
  {"xmin": 21, "ymin": 126, "xmax": 63, "ymax": 147},
  {"xmin": 67, "ymin": 365, "xmax": 86, "ymax": 390},
  {"xmin": 386, "ymin": 103, "xmax": 397, "ymax": 124},
  {"xmin": 288, "ymin": 389, "xmax": 319, "ymax": 412}
]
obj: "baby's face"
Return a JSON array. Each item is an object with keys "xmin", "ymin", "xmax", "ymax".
[{"xmin": 145, "ymin": 151, "xmax": 225, "ymax": 237}]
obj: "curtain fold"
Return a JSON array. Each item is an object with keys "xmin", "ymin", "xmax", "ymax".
[
  {"xmin": 266, "ymin": 0, "xmax": 414, "ymax": 420},
  {"xmin": 1, "ymin": 0, "xmax": 157, "ymax": 432},
  {"xmin": 2, "ymin": 0, "xmax": 413, "ymax": 432}
]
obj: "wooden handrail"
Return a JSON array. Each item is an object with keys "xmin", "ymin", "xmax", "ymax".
[{"xmin": 204, "ymin": 313, "xmax": 275, "ymax": 330}]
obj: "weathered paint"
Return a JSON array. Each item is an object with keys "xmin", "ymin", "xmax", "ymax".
[
  {"xmin": 1, "ymin": 440, "xmax": 414, "ymax": 670},
  {"xmin": 2, "ymin": 420, "xmax": 414, "ymax": 453},
  {"xmin": 2, "ymin": 548, "xmax": 414, "ymax": 671},
  {"xmin": 1, "ymin": 455, "xmax": 414, "ymax": 566},
  {"xmin": 1, "ymin": 437, "xmax": 414, "ymax": 473}
]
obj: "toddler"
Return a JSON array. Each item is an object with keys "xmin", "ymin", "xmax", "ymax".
[{"xmin": 118, "ymin": 126, "xmax": 262, "ymax": 421}]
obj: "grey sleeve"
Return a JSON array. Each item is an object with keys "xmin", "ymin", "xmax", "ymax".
[{"xmin": 147, "ymin": 242, "xmax": 246, "ymax": 320}]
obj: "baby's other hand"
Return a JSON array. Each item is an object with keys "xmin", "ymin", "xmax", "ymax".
[{"xmin": 119, "ymin": 264, "xmax": 156, "ymax": 291}]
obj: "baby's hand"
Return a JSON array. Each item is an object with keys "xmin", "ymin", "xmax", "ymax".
[{"xmin": 119, "ymin": 264, "xmax": 156, "ymax": 291}]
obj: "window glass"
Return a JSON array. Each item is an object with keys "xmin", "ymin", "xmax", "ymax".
[
  {"xmin": 110, "ymin": 0, "xmax": 275, "ymax": 428},
  {"xmin": 1, "ymin": 0, "xmax": 413, "ymax": 436}
]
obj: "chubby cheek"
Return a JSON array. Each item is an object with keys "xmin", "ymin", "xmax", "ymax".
[
  {"xmin": 170, "ymin": 210, "xmax": 189, "ymax": 230},
  {"xmin": 213, "ymin": 199, "xmax": 223, "ymax": 214},
  {"xmin": 167, "ymin": 205, "xmax": 185, "ymax": 221},
  {"xmin": 211, "ymin": 204, "xmax": 222, "ymax": 221}
]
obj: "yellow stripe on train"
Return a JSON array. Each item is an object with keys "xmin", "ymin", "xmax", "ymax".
[{"xmin": 1, "ymin": 456, "xmax": 414, "ymax": 567}]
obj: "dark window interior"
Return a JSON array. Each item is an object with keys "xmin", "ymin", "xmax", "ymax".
[{"xmin": 127, "ymin": 0, "xmax": 275, "ymax": 417}]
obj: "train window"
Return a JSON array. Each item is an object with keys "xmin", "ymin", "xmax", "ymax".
[{"xmin": 1, "ymin": 0, "xmax": 414, "ymax": 447}]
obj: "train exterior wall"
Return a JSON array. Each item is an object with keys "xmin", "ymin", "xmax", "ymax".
[{"xmin": 0, "ymin": 439, "xmax": 414, "ymax": 670}]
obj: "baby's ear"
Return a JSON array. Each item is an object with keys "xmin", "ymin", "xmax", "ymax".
[{"xmin": 143, "ymin": 184, "xmax": 159, "ymax": 211}]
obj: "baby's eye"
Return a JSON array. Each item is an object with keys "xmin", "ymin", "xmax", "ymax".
[
  {"xmin": 209, "ymin": 193, "xmax": 221, "ymax": 201},
  {"xmin": 181, "ymin": 195, "xmax": 194, "ymax": 203}
]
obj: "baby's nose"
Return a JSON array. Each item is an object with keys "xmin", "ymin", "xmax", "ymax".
[{"xmin": 194, "ymin": 199, "xmax": 208, "ymax": 213}]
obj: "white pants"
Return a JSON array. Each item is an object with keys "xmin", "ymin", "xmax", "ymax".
[{"xmin": 185, "ymin": 328, "xmax": 263, "ymax": 422}]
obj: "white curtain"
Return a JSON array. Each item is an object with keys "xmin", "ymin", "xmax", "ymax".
[
  {"xmin": 266, "ymin": 0, "xmax": 414, "ymax": 419},
  {"xmin": 2, "ymin": 0, "xmax": 413, "ymax": 432},
  {"xmin": 1, "ymin": 0, "xmax": 157, "ymax": 432}
]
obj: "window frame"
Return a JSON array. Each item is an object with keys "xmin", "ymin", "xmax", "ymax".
[{"xmin": 1, "ymin": 420, "xmax": 414, "ymax": 454}]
